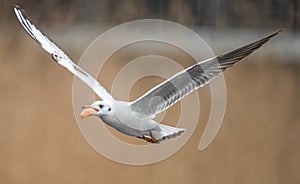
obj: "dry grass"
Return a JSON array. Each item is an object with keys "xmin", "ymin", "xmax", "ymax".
[{"xmin": 0, "ymin": 30, "xmax": 299, "ymax": 184}]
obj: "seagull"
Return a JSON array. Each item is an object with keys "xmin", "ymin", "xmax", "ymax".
[{"xmin": 13, "ymin": 5, "xmax": 282, "ymax": 143}]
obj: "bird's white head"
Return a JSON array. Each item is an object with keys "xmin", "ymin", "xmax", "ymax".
[{"xmin": 80, "ymin": 101, "xmax": 112, "ymax": 119}]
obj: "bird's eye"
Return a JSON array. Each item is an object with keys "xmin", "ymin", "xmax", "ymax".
[
  {"xmin": 108, "ymin": 108, "xmax": 111, "ymax": 111},
  {"xmin": 99, "ymin": 104, "xmax": 104, "ymax": 108}
]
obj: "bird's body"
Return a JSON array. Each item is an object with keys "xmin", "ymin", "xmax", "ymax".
[
  {"xmin": 99, "ymin": 101, "xmax": 153, "ymax": 137},
  {"xmin": 82, "ymin": 100, "xmax": 185, "ymax": 142},
  {"xmin": 13, "ymin": 4, "xmax": 281, "ymax": 143}
]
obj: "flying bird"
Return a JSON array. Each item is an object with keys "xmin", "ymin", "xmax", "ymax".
[{"xmin": 13, "ymin": 5, "xmax": 282, "ymax": 143}]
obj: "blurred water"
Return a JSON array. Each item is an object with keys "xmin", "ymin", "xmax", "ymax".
[{"xmin": 51, "ymin": 26, "xmax": 300, "ymax": 63}]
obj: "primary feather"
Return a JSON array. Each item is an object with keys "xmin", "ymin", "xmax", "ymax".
[
  {"xmin": 13, "ymin": 4, "xmax": 114, "ymax": 102},
  {"xmin": 130, "ymin": 30, "xmax": 282, "ymax": 117}
]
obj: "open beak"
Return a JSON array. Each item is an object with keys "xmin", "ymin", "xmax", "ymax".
[{"xmin": 80, "ymin": 105, "xmax": 98, "ymax": 119}]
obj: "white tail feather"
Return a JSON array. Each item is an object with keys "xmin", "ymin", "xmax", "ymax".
[{"xmin": 158, "ymin": 124, "xmax": 185, "ymax": 142}]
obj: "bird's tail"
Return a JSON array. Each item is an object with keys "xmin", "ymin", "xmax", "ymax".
[{"xmin": 157, "ymin": 124, "xmax": 185, "ymax": 142}]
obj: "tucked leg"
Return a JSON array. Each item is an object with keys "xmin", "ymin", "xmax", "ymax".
[
  {"xmin": 137, "ymin": 132, "xmax": 159, "ymax": 143},
  {"xmin": 149, "ymin": 131, "xmax": 159, "ymax": 143}
]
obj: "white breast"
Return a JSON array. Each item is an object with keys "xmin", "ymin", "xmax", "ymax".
[{"xmin": 100, "ymin": 101, "xmax": 160, "ymax": 136}]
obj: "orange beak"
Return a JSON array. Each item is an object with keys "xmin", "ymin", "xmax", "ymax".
[{"xmin": 80, "ymin": 105, "xmax": 98, "ymax": 119}]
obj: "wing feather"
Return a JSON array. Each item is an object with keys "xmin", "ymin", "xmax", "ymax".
[
  {"xmin": 13, "ymin": 5, "xmax": 114, "ymax": 102},
  {"xmin": 130, "ymin": 30, "xmax": 282, "ymax": 117}
]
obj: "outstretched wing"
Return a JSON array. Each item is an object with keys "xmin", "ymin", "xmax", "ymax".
[
  {"xmin": 13, "ymin": 5, "xmax": 114, "ymax": 102},
  {"xmin": 130, "ymin": 30, "xmax": 282, "ymax": 117}
]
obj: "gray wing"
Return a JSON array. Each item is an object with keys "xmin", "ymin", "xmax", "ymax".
[
  {"xmin": 130, "ymin": 30, "xmax": 282, "ymax": 117},
  {"xmin": 13, "ymin": 5, "xmax": 114, "ymax": 102}
]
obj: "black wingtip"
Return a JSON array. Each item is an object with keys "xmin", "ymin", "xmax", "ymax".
[
  {"xmin": 12, "ymin": 4, "xmax": 21, "ymax": 9},
  {"xmin": 12, "ymin": 4, "xmax": 31, "ymax": 20},
  {"xmin": 256, "ymin": 29, "xmax": 283, "ymax": 44},
  {"xmin": 278, "ymin": 28, "xmax": 285, "ymax": 33},
  {"xmin": 268, "ymin": 29, "xmax": 284, "ymax": 38},
  {"xmin": 213, "ymin": 29, "xmax": 283, "ymax": 71}
]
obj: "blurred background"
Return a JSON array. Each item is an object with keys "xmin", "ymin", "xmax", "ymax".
[{"xmin": 0, "ymin": 0, "xmax": 299, "ymax": 183}]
